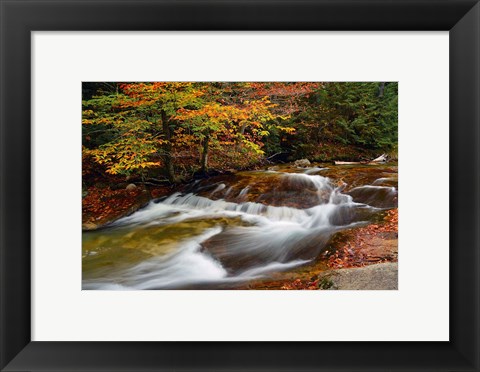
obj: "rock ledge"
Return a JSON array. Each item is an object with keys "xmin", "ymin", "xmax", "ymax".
[{"xmin": 319, "ymin": 262, "xmax": 398, "ymax": 290}]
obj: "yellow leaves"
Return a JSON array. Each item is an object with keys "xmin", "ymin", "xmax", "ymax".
[
  {"xmin": 120, "ymin": 83, "xmax": 203, "ymax": 111},
  {"xmin": 83, "ymin": 82, "xmax": 304, "ymax": 178},
  {"xmin": 241, "ymin": 139, "xmax": 264, "ymax": 155},
  {"xmin": 104, "ymin": 157, "xmax": 161, "ymax": 174},
  {"xmin": 277, "ymin": 126, "xmax": 296, "ymax": 134},
  {"xmin": 137, "ymin": 161, "xmax": 161, "ymax": 169},
  {"xmin": 86, "ymin": 130, "xmax": 163, "ymax": 175}
]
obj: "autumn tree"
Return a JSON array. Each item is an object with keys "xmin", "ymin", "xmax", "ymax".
[
  {"xmin": 174, "ymin": 83, "xmax": 292, "ymax": 173},
  {"xmin": 83, "ymin": 82, "xmax": 204, "ymax": 182},
  {"xmin": 82, "ymin": 81, "xmax": 398, "ymax": 186},
  {"xmin": 231, "ymin": 82, "xmax": 320, "ymax": 157},
  {"xmin": 82, "ymin": 93, "xmax": 162, "ymax": 178}
]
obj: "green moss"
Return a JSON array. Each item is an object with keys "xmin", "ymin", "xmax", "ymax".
[{"xmin": 318, "ymin": 276, "xmax": 334, "ymax": 290}]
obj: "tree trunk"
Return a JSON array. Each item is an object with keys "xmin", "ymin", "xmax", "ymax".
[
  {"xmin": 200, "ymin": 132, "xmax": 210, "ymax": 173},
  {"xmin": 378, "ymin": 82, "xmax": 385, "ymax": 98},
  {"xmin": 236, "ymin": 121, "xmax": 246, "ymax": 151},
  {"xmin": 161, "ymin": 109, "xmax": 176, "ymax": 183}
]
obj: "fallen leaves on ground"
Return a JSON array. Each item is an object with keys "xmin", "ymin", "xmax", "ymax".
[
  {"xmin": 327, "ymin": 209, "xmax": 398, "ymax": 269},
  {"xmin": 82, "ymin": 187, "xmax": 144, "ymax": 225},
  {"xmin": 280, "ymin": 278, "xmax": 319, "ymax": 290},
  {"xmin": 82, "ymin": 186, "xmax": 171, "ymax": 227}
]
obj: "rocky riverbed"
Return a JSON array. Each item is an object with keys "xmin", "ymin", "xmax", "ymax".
[{"xmin": 82, "ymin": 162, "xmax": 398, "ymax": 290}]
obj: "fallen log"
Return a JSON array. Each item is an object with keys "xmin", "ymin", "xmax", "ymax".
[
  {"xmin": 334, "ymin": 161, "xmax": 363, "ymax": 165},
  {"xmin": 371, "ymin": 153, "xmax": 387, "ymax": 162},
  {"xmin": 334, "ymin": 154, "xmax": 388, "ymax": 165}
]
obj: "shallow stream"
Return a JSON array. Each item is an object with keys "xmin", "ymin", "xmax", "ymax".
[{"xmin": 83, "ymin": 163, "xmax": 398, "ymax": 289}]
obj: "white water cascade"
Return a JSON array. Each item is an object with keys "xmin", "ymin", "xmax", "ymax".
[{"xmin": 83, "ymin": 169, "xmax": 396, "ymax": 289}]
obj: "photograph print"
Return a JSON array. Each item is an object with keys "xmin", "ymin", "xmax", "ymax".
[{"xmin": 82, "ymin": 82, "xmax": 398, "ymax": 290}]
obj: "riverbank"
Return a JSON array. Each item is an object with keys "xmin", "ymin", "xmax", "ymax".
[
  {"xmin": 265, "ymin": 208, "xmax": 398, "ymax": 290},
  {"xmin": 288, "ymin": 208, "xmax": 398, "ymax": 290},
  {"xmin": 82, "ymin": 165, "xmax": 261, "ymax": 231},
  {"xmin": 82, "ymin": 185, "xmax": 172, "ymax": 230}
]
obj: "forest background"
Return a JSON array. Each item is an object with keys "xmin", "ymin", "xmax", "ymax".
[{"xmin": 82, "ymin": 82, "xmax": 398, "ymax": 190}]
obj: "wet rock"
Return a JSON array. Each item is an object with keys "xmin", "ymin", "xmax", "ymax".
[
  {"xmin": 294, "ymin": 159, "xmax": 311, "ymax": 167},
  {"xmin": 82, "ymin": 222, "xmax": 98, "ymax": 231},
  {"xmin": 126, "ymin": 183, "xmax": 137, "ymax": 191},
  {"xmin": 347, "ymin": 185, "xmax": 398, "ymax": 209}
]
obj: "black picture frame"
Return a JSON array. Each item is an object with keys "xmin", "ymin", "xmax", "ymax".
[{"xmin": 1, "ymin": 1, "xmax": 479, "ymax": 371}]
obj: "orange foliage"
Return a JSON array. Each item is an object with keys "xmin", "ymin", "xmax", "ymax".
[
  {"xmin": 280, "ymin": 278, "xmax": 320, "ymax": 290},
  {"xmin": 328, "ymin": 209, "xmax": 398, "ymax": 269}
]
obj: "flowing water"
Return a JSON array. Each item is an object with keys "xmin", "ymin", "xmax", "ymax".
[{"xmin": 82, "ymin": 163, "xmax": 398, "ymax": 289}]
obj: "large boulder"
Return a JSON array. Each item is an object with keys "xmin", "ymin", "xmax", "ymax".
[
  {"xmin": 294, "ymin": 159, "xmax": 311, "ymax": 167},
  {"xmin": 318, "ymin": 262, "xmax": 398, "ymax": 290}
]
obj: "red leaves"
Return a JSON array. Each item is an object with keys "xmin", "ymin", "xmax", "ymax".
[
  {"xmin": 280, "ymin": 278, "xmax": 319, "ymax": 290},
  {"xmin": 327, "ymin": 209, "xmax": 398, "ymax": 269},
  {"xmin": 383, "ymin": 209, "xmax": 399, "ymax": 233},
  {"xmin": 82, "ymin": 186, "xmax": 143, "ymax": 225},
  {"xmin": 150, "ymin": 187, "xmax": 169, "ymax": 199},
  {"xmin": 83, "ymin": 184, "xmax": 173, "ymax": 227}
]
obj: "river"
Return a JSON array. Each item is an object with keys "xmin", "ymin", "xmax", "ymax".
[{"xmin": 82, "ymin": 163, "xmax": 398, "ymax": 290}]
